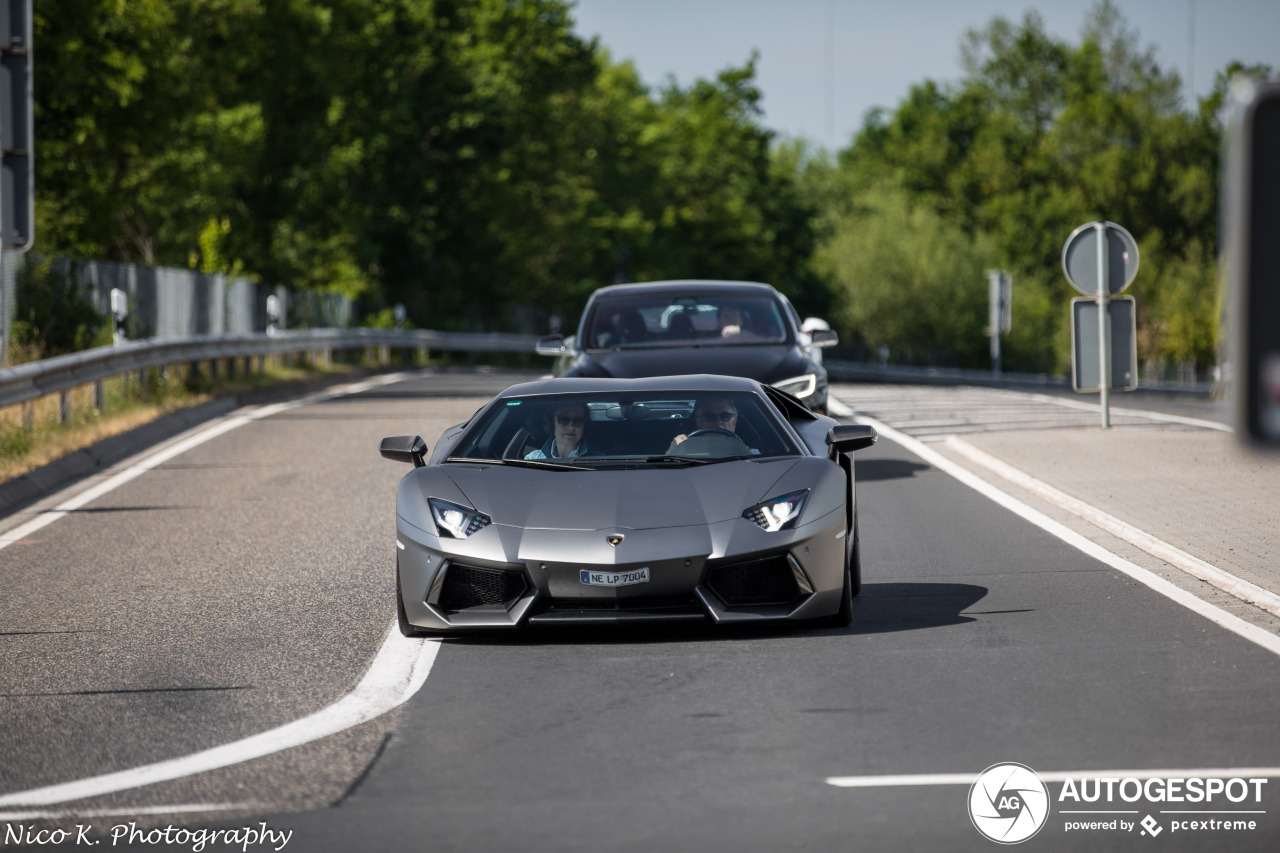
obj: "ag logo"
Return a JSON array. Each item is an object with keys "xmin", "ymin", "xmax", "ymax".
[{"xmin": 968, "ymin": 763, "xmax": 1050, "ymax": 844}]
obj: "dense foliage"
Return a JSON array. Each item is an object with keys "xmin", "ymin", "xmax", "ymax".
[
  {"xmin": 814, "ymin": 3, "xmax": 1261, "ymax": 373},
  {"xmin": 33, "ymin": 0, "xmax": 1252, "ymax": 372},
  {"xmin": 35, "ymin": 0, "xmax": 817, "ymax": 334}
]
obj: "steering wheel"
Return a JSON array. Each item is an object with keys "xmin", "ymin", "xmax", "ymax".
[{"xmin": 685, "ymin": 427, "xmax": 737, "ymax": 439}]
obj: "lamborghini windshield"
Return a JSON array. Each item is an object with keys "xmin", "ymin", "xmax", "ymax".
[
  {"xmin": 448, "ymin": 391, "xmax": 802, "ymax": 468},
  {"xmin": 584, "ymin": 294, "xmax": 789, "ymax": 350}
]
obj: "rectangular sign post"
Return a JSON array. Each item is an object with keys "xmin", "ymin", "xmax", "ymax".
[
  {"xmin": 0, "ymin": 0, "xmax": 33, "ymax": 252},
  {"xmin": 1063, "ymin": 220, "xmax": 1140, "ymax": 429},
  {"xmin": 987, "ymin": 270, "xmax": 1011, "ymax": 375},
  {"xmin": 1072, "ymin": 297, "xmax": 1137, "ymax": 394}
]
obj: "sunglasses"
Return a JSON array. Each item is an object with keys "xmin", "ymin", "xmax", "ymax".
[
  {"xmin": 696, "ymin": 411, "xmax": 737, "ymax": 424},
  {"xmin": 555, "ymin": 415, "xmax": 587, "ymax": 427}
]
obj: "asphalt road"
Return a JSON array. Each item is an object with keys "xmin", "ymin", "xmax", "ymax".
[{"xmin": 2, "ymin": 370, "xmax": 1278, "ymax": 852}]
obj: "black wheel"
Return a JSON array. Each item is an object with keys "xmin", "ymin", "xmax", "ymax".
[
  {"xmin": 830, "ymin": 560, "xmax": 853, "ymax": 627},
  {"xmin": 829, "ymin": 512, "xmax": 860, "ymax": 627},
  {"xmin": 396, "ymin": 558, "xmax": 423, "ymax": 637},
  {"xmin": 849, "ymin": 525, "xmax": 862, "ymax": 598}
]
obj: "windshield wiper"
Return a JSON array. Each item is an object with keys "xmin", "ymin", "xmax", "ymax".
[
  {"xmin": 559, "ymin": 455, "xmax": 714, "ymax": 468},
  {"xmin": 447, "ymin": 457, "xmax": 587, "ymax": 471}
]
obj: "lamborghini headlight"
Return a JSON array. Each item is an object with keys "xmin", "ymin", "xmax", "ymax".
[
  {"xmin": 742, "ymin": 489, "xmax": 810, "ymax": 532},
  {"xmin": 428, "ymin": 498, "xmax": 492, "ymax": 539},
  {"xmin": 772, "ymin": 373, "xmax": 817, "ymax": 399}
]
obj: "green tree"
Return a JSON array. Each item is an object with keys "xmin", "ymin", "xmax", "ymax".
[{"xmin": 819, "ymin": 0, "xmax": 1228, "ymax": 373}]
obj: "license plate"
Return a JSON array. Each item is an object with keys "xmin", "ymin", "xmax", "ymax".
[{"xmin": 579, "ymin": 568, "xmax": 650, "ymax": 587}]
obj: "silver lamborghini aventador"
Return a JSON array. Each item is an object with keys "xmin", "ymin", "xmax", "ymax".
[{"xmin": 379, "ymin": 375, "xmax": 876, "ymax": 632}]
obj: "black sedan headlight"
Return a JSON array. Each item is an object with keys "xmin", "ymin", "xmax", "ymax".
[
  {"xmin": 772, "ymin": 374, "xmax": 817, "ymax": 400},
  {"xmin": 742, "ymin": 489, "xmax": 810, "ymax": 532},
  {"xmin": 428, "ymin": 498, "xmax": 492, "ymax": 539}
]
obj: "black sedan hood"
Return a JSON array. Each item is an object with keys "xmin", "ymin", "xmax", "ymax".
[{"xmin": 572, "ymin": 344, "xmax": 807, "ymax": 383}]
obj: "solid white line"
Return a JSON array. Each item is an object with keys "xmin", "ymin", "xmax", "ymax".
[
  {"xmin": 0, "ymin": 803, "xmax": 263, "ymax": 820},
  {"xmin": 944, "ymin": 435, "xmax": 1280, "ymax": 618},
  {"xmin": 0, "ymin": 371, "xmax": 415, "ymax": 550},
  {"xmin": 1024, "ymin": 392, "xmax": 1232, "ymax": 432},
  {"xmin": 826, "ymin": 768, "xmax": 1280, "ymax": 787},
  {"xmin": 0, "ymin": 627, "xmax": 441, "ymax": 807},
  {"xmin": 0, "ymin": 369, "xmax": 437, "ymax": 808},
  {"xmin": 856, "ymin": 416, "xmax": 1280, "ymax": 658},
  {"xmin": 826, "ymin": 396, "xmax": 854, "ymax": 417}
]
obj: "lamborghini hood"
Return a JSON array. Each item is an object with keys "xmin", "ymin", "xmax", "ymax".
[{"xmin": 438, "ymin": 458, "xmax": 800, "ymax": 531}]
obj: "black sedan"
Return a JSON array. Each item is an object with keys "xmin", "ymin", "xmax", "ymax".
[
  {"xmin": 379, "ymin": 375, "xmax": 876, "ymax": 633},
  {"xmin": 535, "ymin": 280, "xmax": 839, "ymax": 413}
]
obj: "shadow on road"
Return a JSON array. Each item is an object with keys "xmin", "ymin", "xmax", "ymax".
[
  {"xmin": 854, "ymin": 458, "xmax": 931, "ymax": 481},
  {"xmin": 441, "ymin": 582, "xmax": 989, "ymax": 647},
  {"xmin": 848, "ymin": 581, "xmax": 988, "ymax": 633}
]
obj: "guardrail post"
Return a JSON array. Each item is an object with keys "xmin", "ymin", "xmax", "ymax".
[
  {"xmin": 21, "ymin": 401, "xmax": 32, "ymax": 433},
  {"xmin": 94, "ymin": 380, "xmax": 104, "ymax": 412},
  {"xmin": 227, "ymin": 357, "xmax": 236, "ymax": 380},
  {"xmin": 210, "ymin": 358, "xmax": 219, "ymax": 381},
  {"xmin": 59, "ymin": 390, "xmax": 71, "ymax": 425}
]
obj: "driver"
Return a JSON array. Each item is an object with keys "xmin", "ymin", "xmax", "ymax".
[
  {"xmin": 526, "ymin": 402, "xmax": 596, "ymax": 460},
  {"xmin": 667, "ymin": 397, "xmax": 738, "ymax": 450}
]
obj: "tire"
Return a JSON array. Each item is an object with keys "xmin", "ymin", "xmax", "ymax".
[
  {"xmin": 396, "ymin": 558, "xmax": 423, "ymax": 637},
  {"xmin": 849, "ymin": 517, "xmax": 862, "ymax": 599},
  {"xmin": 829, "ymin": 512, "xmax": 860, "ymax": 627}
]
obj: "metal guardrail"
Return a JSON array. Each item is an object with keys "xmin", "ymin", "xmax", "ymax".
[{"xmin": 0, "ymin": 328, "xmax": 540, "ymax": 409}]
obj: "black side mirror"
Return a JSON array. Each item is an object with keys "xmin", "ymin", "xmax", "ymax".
[
  {"xmin": 826, "ymin": 423, "xmax": 877, "ymax": 454},
  {"xmin": 535, "ymin": 334, "xmax": 568, "ymax": 357},
  {"xmin": 380, "ymin": 435, "xmax": 428, "ymax": 467},
  {"xmin": 809, "ymin": 328, "xmax": 839, "ymax": 348}
]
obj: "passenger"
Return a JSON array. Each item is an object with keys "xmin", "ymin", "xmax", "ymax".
[
  {"xmin": 718, "ymin": 305, "xmax": 745, "ymax": 337},
  {"xmin": 526, "ymin": 402, "xmax": 596, "ymax": 460},
  {"xmin": 668, "ymin": 397, "xmax": 739, "ymax": 450}
]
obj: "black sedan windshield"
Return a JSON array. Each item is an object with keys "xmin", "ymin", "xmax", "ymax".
[
  {"xmin": 585, "ymin": 294, "xmax": 788, "ymax": 349},
  {"xmin": 449, "ymin": 391, "xmax": 801, "ymax": 467}
]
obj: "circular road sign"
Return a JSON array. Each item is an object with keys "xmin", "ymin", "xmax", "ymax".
[{"xmin": 1062, "ymin": 221, "xmax": 1140, "ymax": 296}]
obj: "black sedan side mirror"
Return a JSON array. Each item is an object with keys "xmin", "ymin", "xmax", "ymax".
[
  {"xmin": 535, "ymin": 334, "xmax": 568, "ymax": 357},
  {"xmin": 809, "ymin": 328, "xmax": 839, "ymax": 348},
  {"xmin": 380, "ymin": 435, "xmax": 428, "ymax": 467},
  {"xmin": 826, "ymin": 424, "xmax": 877, "ymax": 454}
]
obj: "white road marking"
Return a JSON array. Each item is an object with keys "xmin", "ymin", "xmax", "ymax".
[
  {"xmin": 826, "ymin": 396, "xmax": 854, "ymax": 417},
  {"xmin": 0, "ymin": 626, "xmax": 441, "ymax": 808},
  {"xmin": 857, "ymin": 416, "xmax": 1280, "ymax": 658},
  {"xmin": 829, "ymin": 384, "xmax": 1230, "ymax": 436},
  {"xmin": 0, "ymin": 372, "xmax": 415, "ymax": 550},
  {"xmin": 827, "ymin": 767, "xmax": 1280, "ymax": 788},
  {"xmin": 0, "ymin": 803, "xmax": 263, "ymax": 820},
  {"xmin": 1025, "ymin": 392, "xmax": 1233, "ymax": 432},
  {"xmin": 0, "ymin": 370, "xmax": 441, "ymax": 808},
  {"xmin": 944, "ymin": 436, "xmax": 1280, "ymax": 618}
]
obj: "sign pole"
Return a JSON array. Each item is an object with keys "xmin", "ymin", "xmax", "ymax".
[
  {"xmin": 1094, "ymin": 222, "xmax": 1111, "ymax": 428},
  {"xmin": 988, "ymin": 270, "xmax": 1002, "ymax": 375}
]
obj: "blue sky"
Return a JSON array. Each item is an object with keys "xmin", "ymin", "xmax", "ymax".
[{"xmin": 568, "ymin": 0, "xmax": 1280, "ymax": 149}]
